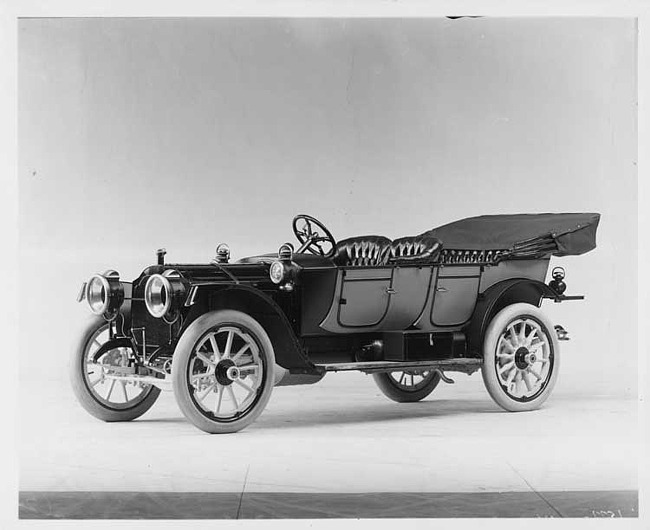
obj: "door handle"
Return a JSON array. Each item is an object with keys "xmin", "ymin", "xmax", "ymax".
[
  {"xmin": 385, "ymin": 287, "xmax": 397, "ymax": 295},
  {"xmin": 436, "ymin": 287, "xmax": 448, "ymax": 292}
]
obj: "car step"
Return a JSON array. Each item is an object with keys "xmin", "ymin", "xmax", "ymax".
[{"xmin": 314, "ymin": 358, "xmax": 482, "ymax": 375}]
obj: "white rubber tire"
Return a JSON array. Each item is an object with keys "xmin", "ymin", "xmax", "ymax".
[
  {"xmin": 172, "ymin": 310, "xmax": 275, "ymax": 434},
  {"xmin": 481, "ymin": 303, "xmax": 560, "ymax": 412}
]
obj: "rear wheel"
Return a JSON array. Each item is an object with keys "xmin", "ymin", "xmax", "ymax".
[
  {"xmin": 481, "ymin": 303, "xmax": 559, "ymax": 412},
  {"xmin": 373, "ymin": 370, "xmax": 441, "ymax": 402},
  {"xmin": 172, "ymin": 310, "xmax": 275, "ymax": 434},
  {"xmin": 70, "ymin": 317, "xmax": 160, "ymax": 422}
]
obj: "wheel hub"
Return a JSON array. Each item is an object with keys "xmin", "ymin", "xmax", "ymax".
[
  {"xmin": 514, "ymin": 347, "xmax": 531, "ymax": 369},
  {"xmin": 215, "ymin": 359, "xmax": 238, "ymax": 386},
  {"xmin": 525, "ymin": 352, "xmax": 537, "ymax": 365}
]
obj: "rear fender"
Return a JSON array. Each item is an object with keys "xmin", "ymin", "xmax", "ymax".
[
  {"xmin": 465, "ymin": 278, "xmax": 556, "ymax": 356},
  {"xmin": 182, "ymin": 285, "xmax": 317, "ymax": 374}
]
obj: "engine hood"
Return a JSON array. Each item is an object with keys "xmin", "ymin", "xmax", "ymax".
[
  {"xmin": 137, "ymin": 252, "xmax": 334, "ymax": 285},
  {"xmin": 236, "ymin": 252, "xmax": 335, "ymax": 268},
  {"xmin": 138, "ymin": 262, "xmax": 268, "ymax": 285}
]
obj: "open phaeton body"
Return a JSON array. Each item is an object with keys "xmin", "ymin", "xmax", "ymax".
[{"xmin": 72, "ymin": 213, "xmax": 600, "ymax": 433}]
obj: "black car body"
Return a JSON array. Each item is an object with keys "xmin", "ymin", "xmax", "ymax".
[{"xmin": 72, "ymin": 213, "xmax": 600, "ymax": 433}]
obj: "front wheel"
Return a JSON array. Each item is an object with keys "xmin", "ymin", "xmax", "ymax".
[
  {"xmin": 481, "ymin": 303, "xmax": 560, "ymax": 412},
  {"xmin": 171, "ymin": 310, "xmax": 275, "ymax": 434},
  {"xmin": 70, "ymin": 317, "xmax": 161, "ymax": 422},
  {"xmin": 373, "ymin": 370, "xmax": 441, "ymax": 402}
]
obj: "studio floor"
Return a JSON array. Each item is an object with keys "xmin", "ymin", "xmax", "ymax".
[{"xmin": 19, "ymin": 372, "xmax": 639, "ymax": 519}]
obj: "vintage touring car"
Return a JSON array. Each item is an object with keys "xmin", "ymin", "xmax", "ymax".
[{"xmin": 72, "ymin": 213, "xmax": 600, "ymax": 433}]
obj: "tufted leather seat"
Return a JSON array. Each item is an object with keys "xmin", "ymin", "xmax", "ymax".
[
  {"xmin": 332, "ymin": 236, "xmax": 392, "ymax": 267},
  {"xmin": 388, "ymin": 235, "xmax": 443, "ymax": 263}
]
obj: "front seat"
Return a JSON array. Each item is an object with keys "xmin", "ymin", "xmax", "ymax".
[{"xmin": 332, "ymin": 236, "xmax": 392, "ymax": 267}]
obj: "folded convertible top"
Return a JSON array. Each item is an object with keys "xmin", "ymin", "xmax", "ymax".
[{"xmin": 420, "ymin": 213, "xmax": 600, "ymax": 257}]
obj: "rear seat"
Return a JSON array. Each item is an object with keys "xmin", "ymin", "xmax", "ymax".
[{"xmin": 388, "ymin": 235, "xmax": 443, "ymax": 263}]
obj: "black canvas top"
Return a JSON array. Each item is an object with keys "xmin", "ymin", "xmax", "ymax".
[{"xmin": 420, "ymin": 213, "xmax": 600, "ymax": 257}]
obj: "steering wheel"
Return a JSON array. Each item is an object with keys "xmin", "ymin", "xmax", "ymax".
[{"xmin": 292, "ymin": 214, "xmax": 336, "ymax": 257}]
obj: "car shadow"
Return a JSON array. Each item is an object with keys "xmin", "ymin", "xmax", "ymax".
[
  {"xmin": 132, "ymin": 416, "xmax": 187, "ymax": 424},
  {"xmin": 133, "ymin": 398, "xmax": 503, "ymax": 430},
  {"xmin": 251, "ymin": 398, "xmax": 503, "ymax": 431}
]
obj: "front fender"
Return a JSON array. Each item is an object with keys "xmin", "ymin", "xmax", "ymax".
[
  {"xmin": 182, "ymin": 284, "xmax": 318, "ymax": 374},
  {"xmin": 92, "ymin": 337, "xmax": 134, "ymax": 362}
]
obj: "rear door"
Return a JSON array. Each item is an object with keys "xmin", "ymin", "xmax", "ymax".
[{"xmin": 430, "ymin": 266, "xmax": 481, "ymax": 326}]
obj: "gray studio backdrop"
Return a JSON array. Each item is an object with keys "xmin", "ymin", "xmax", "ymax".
[{"xmin": 19, "ymin": 17, "xmax": 636, "ymax": 397}]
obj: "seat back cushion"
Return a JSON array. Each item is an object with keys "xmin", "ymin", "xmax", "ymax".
[
  {"xmin": 333, "ymin": 236, "xmax": 392, "ymax": 267},
  {"xmin": 389, "ymin": 235, "xmax": 443, "ymax": 262}
]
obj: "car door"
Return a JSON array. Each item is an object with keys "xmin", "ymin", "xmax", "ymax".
[
  {"xmin": 319, "ymin": 267, "xmax": 393, "ymax": 331},
  {"xmin": 337, "ymin": 267, "xmax": 393, "ymax": 327},
  {"xmin": 380, "ymin": 265, "xmax": 435, "ymax": 329},
  {"xmin": 430, "ymin": 266, "xmax": 481, "ymax": 326}
]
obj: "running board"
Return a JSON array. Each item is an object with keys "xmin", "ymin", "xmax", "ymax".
[{"xmin": 314, "ymin": 358, "xmax": 482, "ymax": 375}]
